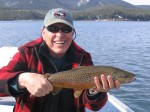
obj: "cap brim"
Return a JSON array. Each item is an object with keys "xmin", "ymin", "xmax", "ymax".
[{"xmin": 44, "ymin": 19, "xmax": 74, "ymax": 28}]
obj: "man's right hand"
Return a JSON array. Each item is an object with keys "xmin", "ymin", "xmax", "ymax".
[{"xmin": 18, "ymin": 72, "xmax": 53, "ymax": 97}]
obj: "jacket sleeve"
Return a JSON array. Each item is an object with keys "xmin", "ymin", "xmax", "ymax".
[
  {"xmin": 0, "ymin": 48, "xmax": 27, "ymax": 96},
  {"xmin": 81, "ymin": 90, "xmax": 108, "ymax": 111},
  {"xmin": 7, "ymin": 75, "xmax": 27, "ymax": 96}
]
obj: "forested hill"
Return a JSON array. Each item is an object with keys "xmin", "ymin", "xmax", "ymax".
[
  {"xmin": 0, "ymin": 0, "xmax": 150, "ymax": 21},
  {"xmin": 0, "ymin": 0, "xmax": 136, "ymax": 10}
]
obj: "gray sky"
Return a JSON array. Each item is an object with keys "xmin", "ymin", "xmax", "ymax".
[{"xmin": 123, "ymin": 0, "xmax": 150, "ymax": 5}]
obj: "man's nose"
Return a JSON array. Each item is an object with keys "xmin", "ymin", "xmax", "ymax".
[{"xmin": 56, "ymin": 30, "xmax": 64, "ymax": 37}]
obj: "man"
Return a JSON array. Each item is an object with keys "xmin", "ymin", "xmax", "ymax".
[{"xmin": 0, "ymin": 8, "xmax": 120, "ymax": 112}]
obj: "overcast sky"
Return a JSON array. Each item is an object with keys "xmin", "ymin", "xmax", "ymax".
[{"xmin": 123, "ymin": 0, "xmax": 150, "ymax": 5}]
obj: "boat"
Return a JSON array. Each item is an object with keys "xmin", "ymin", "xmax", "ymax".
[{"xmin": 0, "ymin": 46, "xmax": 135, "ymax": 112}]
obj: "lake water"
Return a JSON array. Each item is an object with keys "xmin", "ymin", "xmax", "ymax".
[{"xmin": 0, "ymin": 20, "xmax": 150, "ymax": 112}]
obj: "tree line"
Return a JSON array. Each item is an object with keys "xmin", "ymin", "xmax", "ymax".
[
  {"xmin": 72, "ymin": 6, "xmax": 150, "ymax": 21},
  {"xmin": 0, "ymin": 6, "xmax": 150, "ymax": 21},
  {"xmin": 0, "ymin": 8, "xmax": 44, "ymax": 20}
]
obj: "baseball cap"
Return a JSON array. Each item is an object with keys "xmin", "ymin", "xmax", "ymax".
[{"xmin": 44, "ymin": 8, "xmax": 74, "ymax": 28}]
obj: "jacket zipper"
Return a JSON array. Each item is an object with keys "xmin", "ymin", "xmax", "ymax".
[
  {"xmin": 35, "ymin": 47, "xmax": 59, "ymax": 112},
  {"xmin": 78, "ymin": 53, "xmax": 85, "ymax": 66}
]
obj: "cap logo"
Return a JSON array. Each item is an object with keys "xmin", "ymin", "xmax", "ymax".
[{"xmin": 54, "ymin": 11, "xmax": 66, "ymax": 19}]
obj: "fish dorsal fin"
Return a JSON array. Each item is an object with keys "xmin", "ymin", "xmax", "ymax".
[
  {"xmin": 51, "ymin": 87, "xmax": 63, "ymax": 95},
  {"xmin": 74, "ymin": 90, "xmax": 83, "ymax": 98},
  {"xmin": 71, "ymin": 66, "xmax": 86, "ymax": 71}
]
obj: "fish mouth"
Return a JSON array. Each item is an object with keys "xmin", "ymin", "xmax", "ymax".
[{"xmin": 126, "ymin": 77, "xmax": 136, "ymax": 83}]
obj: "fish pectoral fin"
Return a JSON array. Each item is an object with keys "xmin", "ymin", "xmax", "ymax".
[
  {"xmin": 51, "ymin": 87, "xmax": 63, "ymax": 95},
  {"xmin": 74, "ymin": 90, "xmax": 83, "ymax": 98}
]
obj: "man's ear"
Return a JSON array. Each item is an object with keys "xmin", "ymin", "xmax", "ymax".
[
  {"xmin": 41, "ymin": 28, "xmax": 46, "ymax": 40},
  {"xmin": 72, "ymin": 29, "xmax": 76, "ymax": 40},
  {"xmin": 72, "ymin": 30, "xmax": 75, "ymax": 35}
]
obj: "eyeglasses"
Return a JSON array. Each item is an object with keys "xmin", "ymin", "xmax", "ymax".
[{"xmin": 45, "ymin": 25, "xmax": 73, "ymax": 33}]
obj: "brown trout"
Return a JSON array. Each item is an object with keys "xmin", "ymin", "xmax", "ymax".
[{"xmin": 46, "ymin": 66, "xmax": 135, "ymax": 96}]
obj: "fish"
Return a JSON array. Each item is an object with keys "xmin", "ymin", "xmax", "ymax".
[{"xmin": 45, "ymin": 66, "xmax": 136, "ymax": 97}]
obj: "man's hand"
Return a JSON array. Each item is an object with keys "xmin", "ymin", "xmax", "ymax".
[
  {"xmin": 89, "ymin": 74, "xmax": 120, "ymax": 94},
  {"xmin": 18, "ymin": 72, "xmax": 53, "ymax": 97}
]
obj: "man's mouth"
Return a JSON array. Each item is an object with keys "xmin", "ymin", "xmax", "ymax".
[{"xmin": 54, "ymin": 41, "xmax": 66, "ymax": 44}]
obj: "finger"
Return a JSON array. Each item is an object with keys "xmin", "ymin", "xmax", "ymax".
[
  {"xmin": 94, "ymin": 77, "xmax": 103, "ymax": 91},
  {"xmin": 31, "ymin": 90, "xmax": 43, "ymax": 97},
  {"xmin": 39, "ymin": 78, "xmax": 53, "ymax": 95},
  {"xmin": 42, "ymin": 87, "xmax": 50, "ymax": 95},
  {"xmin": 35, "ymin": 93, "xmax": 43, "ymax": 97},
  {"xmin": 101, "ymin": 74, "xmax": 108, "ymax": 90},
  {"xmin": 45, "ymin": 80, "xmax": 53, "ymax": 92},
  {"xmin": 40, "ymin": 87, "xmax": 51, "ymax": 95},
  {"xmin": 107, "ymin": 75, "xmax": 114, "ymax": 89},
  {"xmin": 37, "ymin": 89, "xmax": 47, "ymax": 97},
  {"xmin": 115, "ymin": 80, "xmax": 120, "ymax": 89}
]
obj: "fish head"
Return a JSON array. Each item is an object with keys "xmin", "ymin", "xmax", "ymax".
[{"xmin": 112, "ymin": 69, "xmax": 136, "ymax": 84}]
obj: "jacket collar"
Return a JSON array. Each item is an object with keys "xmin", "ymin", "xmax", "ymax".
[
  {"xmin": 38, "ymin": 41, "xmax": 79, "ymax": 65},
  {"xmin": 22, "ymin": 37, "xmax": 88, "ymax": 68}
]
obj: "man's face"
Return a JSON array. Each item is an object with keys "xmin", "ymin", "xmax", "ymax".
[{"xmin": 42, "ymin": 23, "xmax": 74, "ymax": 58}]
